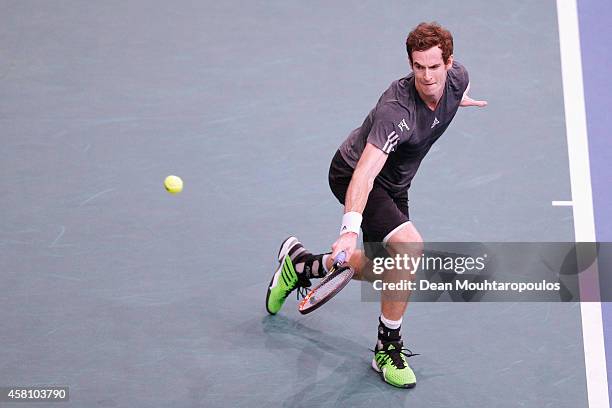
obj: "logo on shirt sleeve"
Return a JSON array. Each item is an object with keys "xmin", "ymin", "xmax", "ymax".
[
  {"xmin": 383, "ymin": 131, "xmax": 399, "ymax": 153},
  {"xmin": 398, "ymin": 118, "xmax": 410, "ymax": 132}
]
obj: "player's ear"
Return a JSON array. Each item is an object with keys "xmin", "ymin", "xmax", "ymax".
[{"xmin": 446, "ymin": 54, "xmax": 454, "ymax": 69}]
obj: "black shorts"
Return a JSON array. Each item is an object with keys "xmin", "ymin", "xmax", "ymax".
[{"xmin": 328, "ymin": 150, "xmax": 410, "ymax": 259}]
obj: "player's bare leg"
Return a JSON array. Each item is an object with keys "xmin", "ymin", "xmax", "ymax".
[
  {"xmin": 382, "ymin": 221, "xmax": 423, "ymax": 319},
  {"xmin": 323, "ymin": 222, "xmax": 421, "ymax": 388},
  {"xmin": 372, "ymin": 221, "xmax": 422, "ymax": 388}
]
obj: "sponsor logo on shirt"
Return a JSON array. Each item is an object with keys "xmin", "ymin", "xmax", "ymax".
[
  {"xmin": 431, "ymin": 117, "xmax": 440, "ymax": 129},
  {"xmin": 398, "ymin": 118, "xmax": 410, "ymax": 132}
]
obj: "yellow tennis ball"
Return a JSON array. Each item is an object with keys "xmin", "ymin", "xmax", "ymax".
[{"xmin": 164, "ymin": 175, "xmax": 183, "ymax": 194}]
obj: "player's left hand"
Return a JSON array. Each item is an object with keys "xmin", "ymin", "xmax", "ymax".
[
  {"xmin": 460, "ymin": 82, "xmax": 487, "ymax": 107},
  {"xmin": 460, "ymin": 94, "xmax": 488, "ymax": 107}
]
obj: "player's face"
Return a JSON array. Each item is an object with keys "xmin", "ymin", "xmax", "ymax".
[{"xmin": 411, "ymin": 46, "xmax": 453, "ymax": 102}]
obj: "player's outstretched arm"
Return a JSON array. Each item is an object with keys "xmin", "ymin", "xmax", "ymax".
[
  {"xmin": 331, "ymin": 143, "xmax": 388, "ymax": 261},
  {"xmin": 460, "ymin": 82, "xmax": 487, "ymax": 107}
]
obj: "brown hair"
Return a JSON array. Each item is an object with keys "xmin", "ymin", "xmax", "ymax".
[{"xmin": 406, "ymin": 22, "xmax": 454, "ymax": 65}]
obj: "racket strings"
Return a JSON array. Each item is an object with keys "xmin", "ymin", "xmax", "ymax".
[
  {"xmin": 298, "ymin": 264, "xmax": 354, "ymax": 314},
  {"xmin": 313, "ymin": 268, "xmax": 352, "ymax": 297},
  {"xmin": 302, "ymin": 269, "xmax": 352, "ymax": 307}
]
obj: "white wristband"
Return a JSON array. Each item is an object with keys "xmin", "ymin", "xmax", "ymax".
[{"xmin": 340, "ymin": 211, "xmax": 362, "ymax": 235}]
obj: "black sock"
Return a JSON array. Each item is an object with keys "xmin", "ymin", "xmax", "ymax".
[
  {"xmin": 287, "ymin": 242, "xmax": 328, "ymax": 279},
  {"xmin": 377, "ymin": 317, "xmax": 402, "ymax": 350}
]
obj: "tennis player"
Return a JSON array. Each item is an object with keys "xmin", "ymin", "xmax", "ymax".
[{"xmin": 266, "ymin": 22, "xmax": 487, "ymax": 388}]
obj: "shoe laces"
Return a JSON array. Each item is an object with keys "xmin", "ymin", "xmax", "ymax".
[
  {"xmin": 280, "ymin": 272, "xmax": 311, "ymax": 300},
  {"xmin": 294, "ymin": 274, "xmax": 312, "ymax": 300},
  {"xmin": 371, "ymin": 341, "xmax": 420, "ymax": 369}
]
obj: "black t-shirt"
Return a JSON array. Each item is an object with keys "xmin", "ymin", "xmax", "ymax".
[{"xmin": 338, "ymin": 61, "xmax": 469, "ymax": 193}]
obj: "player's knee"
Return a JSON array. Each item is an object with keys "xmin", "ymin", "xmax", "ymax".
[
  {"xmin": 385, "ymin": 222, "xmax": 424, "ymax": 257},
  {"xmin": 387, "ymin": 240, "xmax": 424, "ymax": 260}
]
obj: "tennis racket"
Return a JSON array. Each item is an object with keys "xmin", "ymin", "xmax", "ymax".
[{"xmin": 298, "ymin": 251, "xmax": 354, "ymax": 314}]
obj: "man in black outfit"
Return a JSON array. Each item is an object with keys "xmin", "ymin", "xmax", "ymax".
[{"xmin": 266, "ymin": 22, "xmax": 487, "ymax": 388}]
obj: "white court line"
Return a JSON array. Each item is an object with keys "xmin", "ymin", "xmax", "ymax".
[
  {"xmin": 552, "ymin": 200, "xmax": 573, "ymax": 206},
  {"xmin": 556, "ymin": 1, "xmax": 609, "ymax": 408}
]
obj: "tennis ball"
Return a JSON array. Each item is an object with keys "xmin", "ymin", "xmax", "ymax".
[{"xmin": 164, "ymin": 175, "xmax": 183, "ymax": 194}]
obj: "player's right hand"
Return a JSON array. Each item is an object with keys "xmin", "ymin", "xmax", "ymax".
[{"xmin": 331, "ymin": 232, "xmax": 358, "ymax": 264}]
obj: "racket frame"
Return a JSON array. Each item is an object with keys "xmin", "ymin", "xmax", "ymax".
[{"xmin": 298, "ymin": 253, "xmax": 354, "ymax": 314}]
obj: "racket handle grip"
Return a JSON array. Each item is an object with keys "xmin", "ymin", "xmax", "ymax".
[{"xmin": 334, "ymin": 251, "xmax": 347, "ymax": 266}]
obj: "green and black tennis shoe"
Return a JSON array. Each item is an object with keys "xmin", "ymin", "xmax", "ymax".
[
  {"xmin": 372, "ymin": 341, "xmax": 418, "ymax": 388},
  {"xmin": 266, "ymin": 236, "xmax": 311, "ymax": 315}
]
